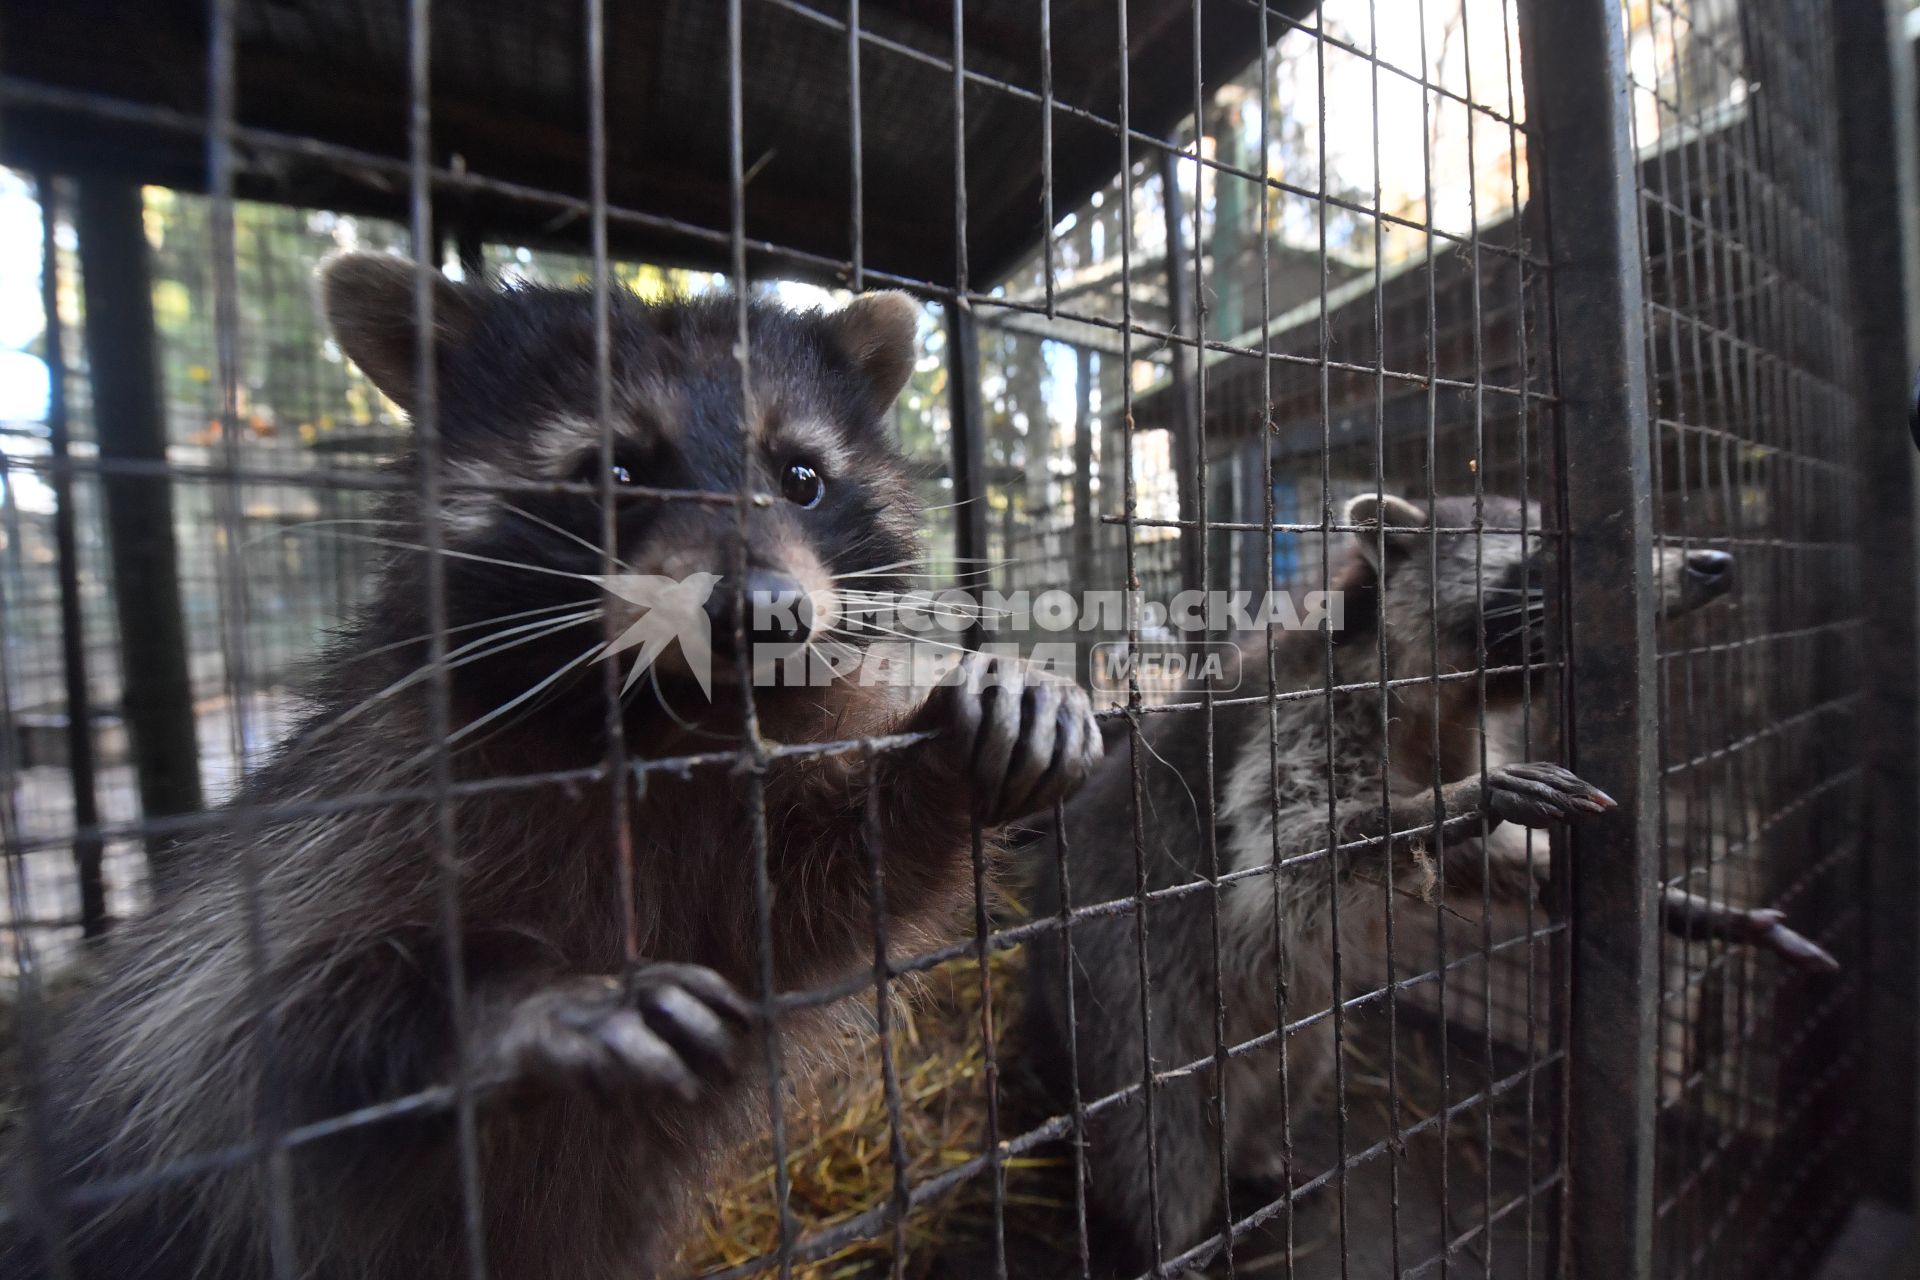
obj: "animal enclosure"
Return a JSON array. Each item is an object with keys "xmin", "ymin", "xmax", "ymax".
[{"xmin": 0, "ymin": 0, "xmax": 1913, "ymax": 1277}]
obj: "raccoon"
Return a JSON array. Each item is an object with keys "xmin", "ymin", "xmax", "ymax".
[
  {"xmin": 7, "ymin": 256, "xmax": 1102, "ymax": 1280},
  {"xmin": 1019, "ymin": 490, "xmax": 1823, "ymax": 1277}
]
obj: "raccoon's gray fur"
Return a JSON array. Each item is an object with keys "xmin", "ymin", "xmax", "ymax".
[
  {"xmin": 1020, "ymin": 492, "xmax": 1719, "ymax": 1277},
  {"xmin": 6, "ymin": 257, "xmax": 1102, "ymax": 1280}
]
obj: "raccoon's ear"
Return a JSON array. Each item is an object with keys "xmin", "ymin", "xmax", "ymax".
[
  {"xmin": 317, "ymin": 252, "xmax": 481, "ymax": 416},
  {"xmin": 827, "ymin": 291, "xmax": 919, "ymax": 418},
  {"xmin": 1344, "ymin": 492, "xmax": 1429, "ymax": 568}
]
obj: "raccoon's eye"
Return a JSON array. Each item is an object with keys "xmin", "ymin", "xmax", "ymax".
[
  {"xmin": 573, "ymin": 454, "xmax": 640, "ymax": 487},
  {"xmin": 781, "ymin": 460, "xmax": 825, "ymax": 509}
]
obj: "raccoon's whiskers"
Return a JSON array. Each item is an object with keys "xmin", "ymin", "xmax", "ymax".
[
  {"xmin": 301, "ymin": 608, "xmax": 604, "ymax": 752},
  {"xmin": 439, "ymin": 642, "xmax": 605, "ymax": 749},
  {"xmin": 832, "ymin": 589, "xmax": 1010, "ymax": 620},
  {"xmin": 817, "ymin": 618, "xmax": 976, "ymax": 658},
  {"xmin": 834, "ymin": 584, "xmax": 1007, "ymax": 605},
  {"xmin": 832, "ymin": 603, "xmax": 1007, "ymax": 624},
  {"xmin": 803, "ymin": 636, "xmax": 872, "ymax": 688},
  {"xmin": 826, "ymin": 559, "xmax": 945, "ymax": 579},
  {"xmin": 346, "ymin": 599, "xmax": 602, "ymax": 665},
  {"xmin": 828, "ymin": 554, "xmax": 1018, "ymax": 579},
  {"xmin": 436, "ymin": 608, "xmax": 604, "ymax": 666},
  {"xmin": 240, "ymin": 515, "xmax": 397, "ymax": 550},
  {"xmin": 275, "ymin": 527, "xmax": 611, "ymax": 584},
  {"xmin": 838, "ymin": 568, "xmax": 1004, "ymax": 587},
  {"xmin": 641, "ymin": 667, "xmax": 733, "ymax": 739},
  {"xmin": 497, "ymin": 500, "xmax": 643, "ymax": 574}
]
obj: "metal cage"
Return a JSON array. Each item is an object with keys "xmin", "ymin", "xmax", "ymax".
[{"xmin": 0, "ymin": 0, "xmax": 1912, "ymax": 1277}]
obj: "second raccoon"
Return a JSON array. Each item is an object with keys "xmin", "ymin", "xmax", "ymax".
[{"xmin": 1020, "ymin": 491, "xmax": 1825, "ymax": 1276}]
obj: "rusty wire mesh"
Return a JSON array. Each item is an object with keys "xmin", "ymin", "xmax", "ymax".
[
  {"xmin": 1623, "ymin": 1, "xmax": 1872, "ymax": 1275},
  {"xmin": 0, "ymin": 1, "xmax": 1898, "ymax": 1278}
]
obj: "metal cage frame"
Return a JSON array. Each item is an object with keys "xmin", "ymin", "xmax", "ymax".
[{"xmin": 0, "ymin": 0, "xmax": 1914, "ymax": 1277}]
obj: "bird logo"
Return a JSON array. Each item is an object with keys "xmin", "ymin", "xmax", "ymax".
[{"xmin": 593, "ymin": 572, "xmax": 723, "ymax": 698}]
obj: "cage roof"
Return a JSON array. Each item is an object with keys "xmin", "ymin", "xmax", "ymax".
[{"xmin": 4, "ymin": 0, "xmax": 1295, "ymax": 290}]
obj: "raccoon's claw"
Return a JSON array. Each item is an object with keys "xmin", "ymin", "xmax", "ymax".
[
  {"xmin": 496, "ymin": 963, "xmax": 756, "ymax": 1103},
  {"xmin": 1485, "ymin": 762, "xmax": 1616, "ymax": 828},
  {"xmin": 1735, "ymin": 909, "xmax": 1843, "ymax": 975},
  {"xmin": 932, "ymin": 651, "xmax": 1104, "ymax": 825},
  {"xmin": 1662, "ymin": 892, "xmax": 1842, "ymax": 975}
]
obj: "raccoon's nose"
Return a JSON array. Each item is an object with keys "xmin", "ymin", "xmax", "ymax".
[
  {"xmin": 1685, "ymin": 549, "xmax": 1734, "ymax": 586},
  {"xmin": 704, "ymin": 570, "xmax": 813, "ymax": 656}
]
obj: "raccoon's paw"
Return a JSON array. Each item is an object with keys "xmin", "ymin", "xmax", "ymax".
[
  {"xmin": 1725, "ymin": 908, "xmax": 1842, "ymax": 975},
  {"xmin": 925, "ymin": 651, "xmax": 1104, "ymax": 826},
  {"xmin": 1485, "ymin": 762, "xmax": 1616, "ymax": 828},
  {"xmin": 495, "ymin": 964, "xmax": 756, "ymax": 1103}
]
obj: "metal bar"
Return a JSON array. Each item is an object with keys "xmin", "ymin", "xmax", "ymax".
[
  {"xmin": 722, "ymin": 4, "xmax": 794, "ymax": 1275},
  {"xmin": 1248, "ymin": 4, "xmax": 1295, "ymax": 1265},
  {"xmin": 847, "ymin": 0, "xmax": 864, "ymax": 292},
  {"xmin": 1071, "ymin": 345, "xmax": 1096, "ymax": 689},
  {"xmin": 585, "ymin": 0, "xmax": 639, "ymax": 1008},
  {"xmin": 205, "ymin": 0, "xmax": 298, "ymax": 1268},
  {"xmin": 1182, "ymin": 6, "xmax": 1235, "ymax": 1272},
  {"xmin": 71, "ymin": 177, "xmax": 204, "ymax": 875},
  {"xmin": 1455, "ymin": 0, "xmax": 1501, "ymax": 1269},
  {"xmin": 1497, "ymin": 1, "xmax": 1548, "ymax": 1266},
  {"xmin": 1314, "ymin": 4, "xmax": 1354, "ymax": 1269},
  {"xmin": 1110, "ymin": 3, "xmax": 1168, "ymax": 1269},
  {"xmin": 1049, "ymin": 792, "xmax": 1093, "ymax": 1279},
  {"xmin": 1039, "ymin": 0, "xmax": 1055, "ymax": 316},
  {"xmin": 947, "ymin": 305, "xmax": 989, "ymax": 650},
  {"xmin": 0, "ymin": 192, "xmax": 76, "ymax": 1278},
  {"xmin": 405, "ymin": 0, "xmax": 489, "ymax": 1272},
  {"xmin": 1411, "ymin": 3, "xmax": 1451, "ymax": 1269},
  {"xmin": 1517, "ymin": 0, "xmax": 1663, "ymax": 1275},
  {"xmin": 1158, "ymin": 140, "xmax": 1206, "ymax": 603},
  {"xmin": 1832, "ymin": 0, "xmax": 1920, "ymax": 1211},
  {"xmin": 35, "ymin": 176, "xmax": 106, "ymax": 942},
  {"xmin": 949, "ymin": 5, "xmax": 1008, "ymax": 1268},
  {"xmin": 859, "ymin": 753, "xmax": 914, "ymax": 1273}
]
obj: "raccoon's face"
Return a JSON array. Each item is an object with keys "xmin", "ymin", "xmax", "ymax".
[
  {"xmin": 1655, "ymin": 543, "xmax": 1735, "ymax": 617},
  {"xmin": 1343, "ymin": 492, "xmax": 1735, "ymax": 683},
  {"xmin": 318, "ymin": 253, "xmax": 923, "ymax": 736},
  {"xmin": 1343, "ymin": 493, "xmax": 1547, "ymax": 681}
]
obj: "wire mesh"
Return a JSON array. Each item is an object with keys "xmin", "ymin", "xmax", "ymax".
[
  {"xmin": 1621, "ymin": 1, "xmax": 1871, "ymax": 1276},
  {"xmin": 0, "ymin": 1, "xmax": 1895, "ymax": 1278}
]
